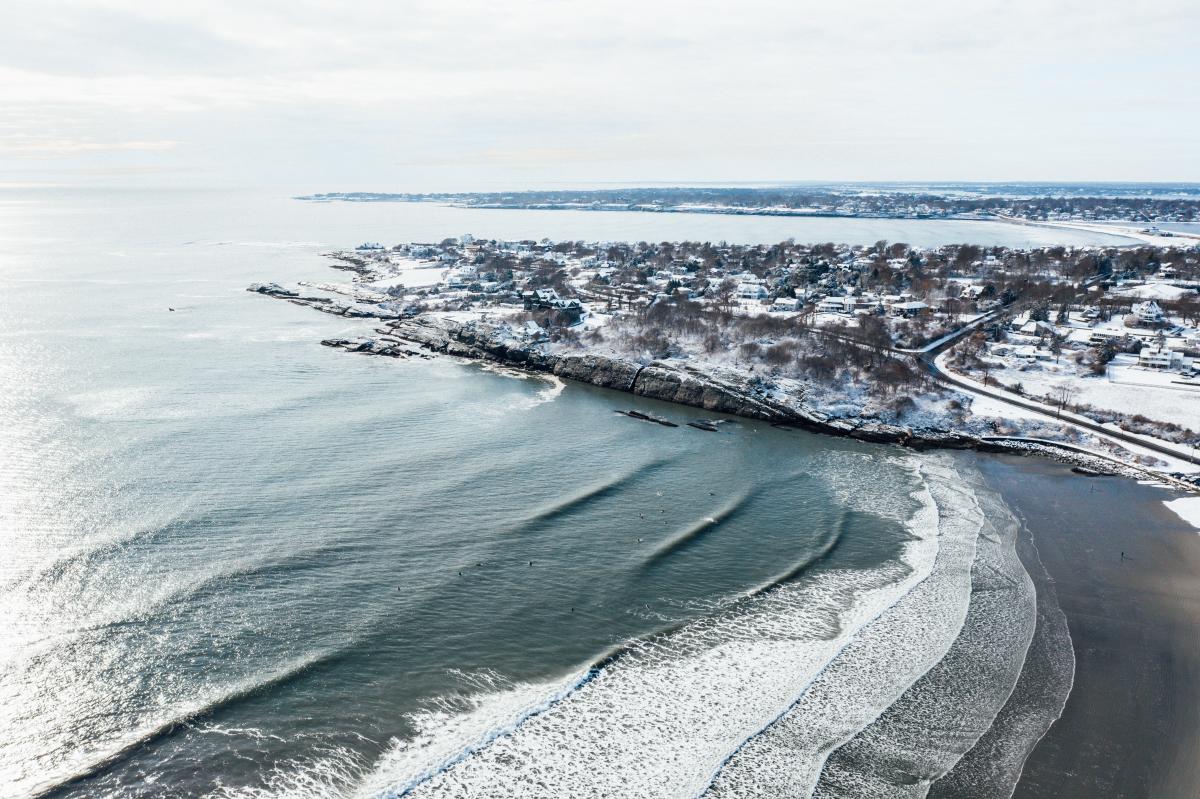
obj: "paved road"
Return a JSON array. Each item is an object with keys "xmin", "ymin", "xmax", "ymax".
[{"xmin": 915, "ymin": 333, "xmax": 1199, "ymax": 470}]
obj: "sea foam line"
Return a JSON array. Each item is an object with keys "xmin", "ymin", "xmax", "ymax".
[
  {"xmin": 702, "ymin": 455, "xmax": 985, "ymax": 798},
  {"xmin": 365, "ymin": 458, "xmax": 946, "ymax": 798},
  {"xmin": 809, "ymin": 466, "xmax": 1036, "ymax": 799},
  {"xmin": 26, "ymin": 645, "xmax": 357, "ymax": 799},
  {"xmin": 366, "ymin": 669, "xmax": 594, "ymax": 799}
]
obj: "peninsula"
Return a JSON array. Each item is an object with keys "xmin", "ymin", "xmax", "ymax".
[{"xmin": 252, "ymin": 235, "xmax": 1200, "ymax": 491}]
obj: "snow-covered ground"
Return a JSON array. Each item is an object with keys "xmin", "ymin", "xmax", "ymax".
[
  {"xmin": 939, "ymin": 349, "xmax": 1200, "ymax": 474},
  {"xmin": 1111, "ymin": 282, "xmax": 1195, "ymax": 302},
  {"xmin": 982, "ymin": 355, "xmax": 1200, "ymax": 430},
  {"xmin": 365, "ymin": 257, "xmax": 447, "ymax": 289},
  {"xmin": 1165, "ymin": 497, "xmax": 1200, "ymax": 532}
]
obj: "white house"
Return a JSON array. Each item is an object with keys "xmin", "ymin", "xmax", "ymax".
[
  {"xmin": 817, "ymin": 296, "xmax": 852, "ymax": 314},
  {"xmin": 737, "ymin": 283, "xmax": 768, "ymax": 300},
  {"xmin": 1089, "ymin": 329, "xmax": 1124, "ymax": 346},
  {"xmin": 1132, "ymin": 300, "xmax": 1165, "ymax": 325},
  {"xmin": 770, "ymin": 297, "xmax": 801, "ymax": 313},
  {"xmin": 1138, "ymin": 345, "xmax": 1181, "ymax": 370}
]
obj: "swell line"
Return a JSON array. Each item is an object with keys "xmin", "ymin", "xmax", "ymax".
[
  {"xmin": 8, "ymin": 514, "xmax": 199, "ymax": 592},
  {"xmin": 369, "ymin": 512, "xmax": 859, "ymax": 799},
  {"xmin": 741, "ymin": 511, "xmax": 851, "ymax": 598},
  {"xmin": 643, "ymin": 487, "xmax": 759, "ymax": 566},
  {"xmin": 15, "ymin": 543, "xmax": 368, "ymax": 650},
  {"xmin": 510, "ymin": 456, "xmax": 675, "ymax": 533},
  {"xmin": 31, "ymin": 645, "xmax": 359, "ymax": 799},
  {"xmin": 696, "ymin": 462, "xmax": 945, "ymax": 797}
]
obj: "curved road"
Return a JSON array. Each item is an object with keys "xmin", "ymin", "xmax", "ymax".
[{"xmin": 914, "ymin": 326, "xmax": 1199, "ymax": 470}]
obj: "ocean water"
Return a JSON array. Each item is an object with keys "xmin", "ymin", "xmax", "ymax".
[{"xmin": 1, "ymin": 189, "xmax": 1071, "ymax": 798}]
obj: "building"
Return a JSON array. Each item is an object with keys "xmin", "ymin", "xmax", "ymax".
[
  {"xmin": 1089, "ymin": 330, "xmax": 1124, "ymax": 346},
  {"xmin": 737, "ymin": 283, "xmax": 768, "ymax": 300},
  {"xmin": 816, "ymin": 296, "xmax": 851, "ymax": 314},
  {"xmin": 524, "ymin": 288, "xmax": 584, "ymax": 322},
  {"xmin": 1132, "ymin": 300, "xmax": 1165, "ymax": 325},
  {"xmin": 1138, "ymin": 345, "xmax": 1182, "ymax": 370},
  {"xmin": 891, "ymin": 301, "xmax": 929, "ymax": 318}
]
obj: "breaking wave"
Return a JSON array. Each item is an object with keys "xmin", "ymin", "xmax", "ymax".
[
  {"xmin": 644, "ymin": 487, "xmax": 759, "ymax": 564},
  {"xmin": 28, "ymin": 646, "xmax": 358, "ymax": 799},
  {"xmin": 810, "ymin": 466, "xmax": 1038, "ymax": 798},
  {"xmin": 510, "ymin": 457, "xmax": 674, "ymax": 534},
  {"xmin": 332, "ymin": 455, "xmax": 960, "ymax": 798},
  {"xmin": 190, "ymin": 453, "xmax": 1031, "ymax": 799},
  {"xmin": 704, "ymin": 457, "xmax": 985, "ymax": 797}
]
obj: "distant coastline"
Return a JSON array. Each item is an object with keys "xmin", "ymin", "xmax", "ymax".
[{"xmin": 295, "ymin": 185, "xmax": 1200, "ymax": 229}]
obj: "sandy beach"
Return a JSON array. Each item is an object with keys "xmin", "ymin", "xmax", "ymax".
[{"xmin": 978, "ymin": 455, "xmax": 1200, "ymax": 799}]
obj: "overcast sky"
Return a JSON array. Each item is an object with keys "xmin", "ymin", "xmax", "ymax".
[{"xmin": 2, "ymin": 0, "xmax": 1197, "ymax": 190}]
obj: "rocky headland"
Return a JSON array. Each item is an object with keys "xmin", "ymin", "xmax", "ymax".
[{"xmin": 322, "ymin": 314, "xmax": 980, "ymax": 450}]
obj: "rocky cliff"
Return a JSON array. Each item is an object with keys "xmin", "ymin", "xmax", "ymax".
[{"xmin": 326, "ymin": 315, "xmax": 980, "ymax": 450}]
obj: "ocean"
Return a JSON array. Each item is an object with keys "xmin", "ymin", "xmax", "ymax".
[{"xmin": 0, "ymin": 188, "xmax": 1102, "ymax": 797}]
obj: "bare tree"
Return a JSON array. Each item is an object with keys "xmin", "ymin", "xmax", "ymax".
[{"xmin": 1050, "ymin": 383, "xmax": 1078, "ymax": 416}]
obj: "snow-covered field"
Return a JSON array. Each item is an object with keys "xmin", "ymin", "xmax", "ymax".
[
  {"xmin": 1111, "ymin": 282, "xmax": 1194, "ymax": 302},
  {"xmin": 984, "ymin": 356, "xmax": 1199, "ymax": 430},
  {"xmin": 366, "ymin": 257, "xmax": 447, "ymax": 289}
]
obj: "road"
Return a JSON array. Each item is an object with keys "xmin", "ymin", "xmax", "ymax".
[{"xmin": 914, "ymin": 327, "xmax": 1199, "ymax": 471}]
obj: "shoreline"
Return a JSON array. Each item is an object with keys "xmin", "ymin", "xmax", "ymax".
[
  {"xmin": 318, "ymin": 311, "xmax": 1198, "ymax": 493},
  {"xmin": 293, "ymin": 196, "xmax": 1174, "ymax": 246},
  {"xmin": 979, "ymin": 455, "xmax": 1200, "ymax": 799}
]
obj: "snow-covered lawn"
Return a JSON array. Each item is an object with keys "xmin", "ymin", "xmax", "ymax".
[
  {"xmin": 366, "ymin": 257, "xmax": 447, "ymax": 289},
  {"xmin": 1111, "ymin": 282, "xmax": 1194, "ymax": 302},
  {"xmin": 985, "ymin": 358, "xmax": 1199, "ymax": 430}
]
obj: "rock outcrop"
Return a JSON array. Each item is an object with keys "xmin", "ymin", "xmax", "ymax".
[
  {"xmin": 371, "ymin": 315, "xmax": 984, "ymax": 450},
  {"xmin": 247, "ymin": 283, "xmax": 406, "ymax": 319}
]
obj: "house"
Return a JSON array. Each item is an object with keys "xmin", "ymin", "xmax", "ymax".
[
  {"xmin": 1132, "ymin": 300, "xmax": 1165, "ymax": 325},
  {"xmin": 1018, "ymin": 320, "xmax": 1058, "ymax": 338},
  {"xmin": 1089, "ymin": 329, "xmax": 1124, "ymax": 346},
  {"xmin": 817, "ymin": 296, "xmax": 851, "ymax": 314},
  {"xmin": 525, "ymin": 288, "xmax": 563, "ymax": 308},
  {"xmin": 1010, "ymin": 344, "xmax": 1053, "ymax": 362},
  {"xmin": 523, "ymin": 288, "xmax": 583, "ymax": 321},
  {"xmin": 519, "ymin": 320, "xmax": 546, "ymax": 341},
  {"xmin": 1138, "ymin": 345, "xmax": 1182, "ymax": 370},
  {"xmin": 737, "ymin": 283, "xmax": 768, "ymax": 300},
  {"xmin": 1013, "ymin": 345, "xmax": 1039, "ymax": 362},
  {"xmin": 891, "ymin": 301, "xmax": 929, "ymax": 318},
  {"xmin": 770, "ymin": 297, "xmax": 801, "ymax": 313}
]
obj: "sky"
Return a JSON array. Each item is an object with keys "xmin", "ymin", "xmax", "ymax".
[{"xmin": 2, "ymin": 0, "xmax": 1198, "ymax": 190}]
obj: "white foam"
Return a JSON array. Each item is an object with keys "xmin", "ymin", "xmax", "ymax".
[
  {"xmin": 353, "ymin": 455, "xmax": 949, "ymax": 798},
  {"xmin": 810, "ymin": 469, "xmax": 1038, "ymax": 798},
  {"xmin": 465, "ymin": 367, "xmax": 566, "ymax": 415},
  {"xmin": 704, "ymin": 454, "xmax": 985, "ymax": 797}
]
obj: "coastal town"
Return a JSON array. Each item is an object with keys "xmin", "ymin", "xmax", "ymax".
[
  {"xmin": 252, "ymin": 234, "xmax": 1200, "ymax": 484},
  {"xmin": 299, "ymin": 186, "xmax": 1200, "ymax": 225}
]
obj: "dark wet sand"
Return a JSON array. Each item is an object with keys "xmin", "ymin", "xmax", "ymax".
[{"xmin": 978, "ymin": 455, "xmax": 1200, "ymax": 799}]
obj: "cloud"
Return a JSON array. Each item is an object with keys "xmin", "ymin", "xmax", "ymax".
[
  {"xmin": 0, "ymin": 0, "xmax": 1197, "ymax": 185},
  {"xmin": 0, "ymin": 135, "xmax": 179, "ymax": 156}
]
